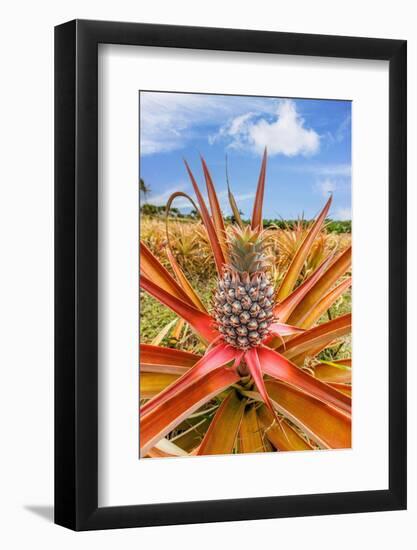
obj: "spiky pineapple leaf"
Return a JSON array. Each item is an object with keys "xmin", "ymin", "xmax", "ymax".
[
  {"xmin": 273, "ymin": 254, "xmax": 335, "ymax": 323},
  {"xmin": 265, "ymin": 380, "xmax": 351, "ymax": 449},
  {"xmin": 227, "ymin": 182, "xmax": 244, "ymax": 229},
  {"xmin": 314, "ymin": 360, "xmax": 351, "ymax": 384},
  {"xmin": 140, "ymin": 372, "xmax": 180, "ymax": 399},
  {"xmin": 257, "ymin": 345, "xmax": 351, "ymax": 414},
  {"xmin": 327, "ymin": 383, "xmax": 351, "ymax": 396},
  {"xmin": 140, "ymin": 344, "xmax": 201, "ymax": 374},
  {"xmin": 140, "ymin": 274, "xmax": 218, "ymax": 343},
  {"xmin": 140, "ymin": 241, "xmax": 195, "ymax": 306},
  {"xmin": 298, "ymin": 276, "xmax": 352, "ymax": 329},
  {"xmin": 165, "ymin": 247, "xmax": 207, "ymax": 312},
  {"xmin": 140, "ymin": 362, "xmax": 239, "ymax": 456},
  {"xmin": 184, "ymin": 160, "xmax": 226, "ymax": 274},
  {"xmin": 280, "ymin": 313, "xmax": 351, "ymax": 361},
  {"xmin": 227, "ymin": 225, "xmax": 271, "ymax": 273},
  {"xmin": 277, "ymin": 196, "xmax": 332, "ymax": 300},
  {"xmin": 245, "ymin": 347, "xmax": 279, "ymax": 421},
  {"xmin": 141, "ymin": 343, "xmax": 239, "ymax": 418},
  {"xmin": 287, "ymin": 245, "xmax": 351, "ymax": 325},
  {"xmin": 197, "ymin": 390, "xmax": 246, "ymax": 455},
  {"xmin": 201, "ymin": 156, "xmax": 229, "ymax": 261},
  {"xmin": 251, "ymin": 148, "xmax": 268, "ymax": 231},
  {"xmin": 239, "ymin": 406, "xmax": 269, "ymax": 453}
]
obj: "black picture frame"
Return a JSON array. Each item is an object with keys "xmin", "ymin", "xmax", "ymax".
[{"xmin": 55, "ymin": 19, "xmax": 407, "ymax": 531}]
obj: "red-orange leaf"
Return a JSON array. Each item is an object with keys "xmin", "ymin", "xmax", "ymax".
[
  {"xmin": 239, "ymin": 406, "xmax": 269, "ymax": 453},
  {"xmin": 328, "ymin": 383, "xmax": 352, "ymax": 396},
  {"xmin": 197, "ymin": 390, "xmax": 246, "ymax": 455},
  {"xmin": 201, "ymin": 156, "xmax": 229, "ymax": 260},
  {"xmin": 251, "ymin": 148, "xmax": 267, "ymax": 231},
  {"xmin": 165, "ymin": 247, "xmax": 207, "ymax": 312},
  {"xmin": 280, "ymin": 313, "xmax": 351, "ymax": 360},
  {"xmin": 263, "ymin": 322, "xmax": 305, "ymax": 347},
  {"xmin": 140, "ymin": 344, "xmax": 201, "ymax": 374},
  {"xmin": 140, "ymin": 366, "xmax": 239, "ymax": 456},
  {"xmin": 257, "ymin": 345, "xmax": 351, "ymax": 414},
  {"xmin": 184, "ymin": 160, "xmax": 225, "ymax": 274},
  {"xmin": 141, "ymin": 343, "xmax": 239, "ymax": 417},
  {"xmin": 333, "ymin": 358, "xmax": 351, "ymax": 367},
  {"xmin": 245, "ymin": 347, "xmax": 278, "ymax": 420},
  {"xmin": 140, "ymin": 372, "xmax": 180, "ymax": 399},
  {"xmin": 273, "ymin": 254, "xmax": 335, "ymax": 322},
  {"xmin": 298, "ymin": 276, "xmax": 352, "ymax": 329},
  {"xmin": 277, "ymin": 196, "xmax": 332, "ymax": 300},
  {"xmin": 140, "ymin": 241, "xmax": 194, "ymax": 306},
  {"xmin": 287, "ymin": 245, "xmax": 352, "ymax": 325},
  {"xmin": 314, "ymin": 360, "xmax": 352, "ymax": 384},
  {"xmin": 270, "ymin": 322, "xmax": 305, "ymax": 337},
  {"xmin": 265, "ymin": 380, "xmax": 351, "ymax": 449},
  {"xmin": 140, "ymin": 274, "xmax": 218, "ymax": 343}
]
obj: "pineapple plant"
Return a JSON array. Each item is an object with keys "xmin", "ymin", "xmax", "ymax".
[
  {"xmin": 213, "ymin": 227, "xmax": 275, "ymax": 350},
  {"xmin": 139, "ymin": 151, "xmax": 352, "ymax": 457}
]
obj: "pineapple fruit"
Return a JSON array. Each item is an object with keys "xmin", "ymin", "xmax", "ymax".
[{"xmin": 213, "ymin": 226, "xmax": 275, "ymax": 350}]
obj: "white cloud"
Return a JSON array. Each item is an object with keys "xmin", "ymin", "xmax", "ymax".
[
  {"xmin": 315, "ymin": 178, "xmax": 337, "ymax": 197},
  {"xmin": 214, "ymin": 99, "xmax": 320, "ymax": 157},
  {"xmin": 210, "ymin": 112, "xmax": 256, "ymax": 149},
  {"xmin": 140, "ymin": 92, "xmax": 277, "ymax": 155}
]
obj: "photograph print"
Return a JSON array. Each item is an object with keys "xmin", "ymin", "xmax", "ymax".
[{"xmin": 139, "ymin": 91, "xmax": 352, "ymax": 459}]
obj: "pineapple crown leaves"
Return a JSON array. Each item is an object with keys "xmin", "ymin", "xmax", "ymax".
[{"xmin": 226, "ymin": 225, "xmax": 273, "ymax": 275}]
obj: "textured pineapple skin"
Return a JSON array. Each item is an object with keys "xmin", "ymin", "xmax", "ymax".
[{"xmin": 213, "ymin": 269, "xmax": 275, "ymax": 350}]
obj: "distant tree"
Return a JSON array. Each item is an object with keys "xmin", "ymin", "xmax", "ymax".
[
  {"xmin": 141, "ymin": 203, "xmax": 183, "ymax": 218},
  {"xmin": 325, "ymin": 219, "xmax": 351, "ymax": 233},
  {"xmin": 141, "ymin": 203, "xmax": 158, "ymax": 216},
  {"xmin": 139, "ymin": 178, "xmax": 150, "ymax": 202}
]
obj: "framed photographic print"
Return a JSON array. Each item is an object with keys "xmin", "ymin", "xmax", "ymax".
[{"xmin": 55, "ymin": 20, "xmax": 407, "ymax": 530}]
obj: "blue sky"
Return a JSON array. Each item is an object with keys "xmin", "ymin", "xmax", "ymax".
[{"xmin": 139, "ymin": 92, "xmax": 351, "ymax": 220}]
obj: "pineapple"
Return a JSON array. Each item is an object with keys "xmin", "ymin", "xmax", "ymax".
[{"xmin": 213, "ymin": 226, "xmax": 275, "ymax": 350}]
